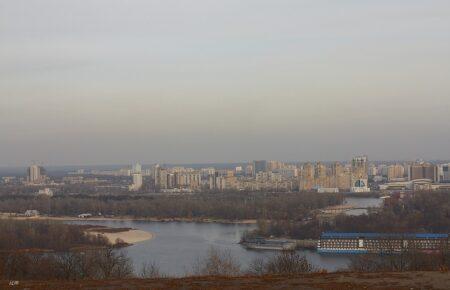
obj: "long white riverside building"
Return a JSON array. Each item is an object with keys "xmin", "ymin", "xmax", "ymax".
[{"xmin": 318, "ymin": 232, "xmax": 449, "ymax": 254}]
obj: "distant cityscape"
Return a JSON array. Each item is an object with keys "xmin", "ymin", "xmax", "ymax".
[{"xmin": 2, "ymin": 157, "xmax": 450, "ymax": 196}]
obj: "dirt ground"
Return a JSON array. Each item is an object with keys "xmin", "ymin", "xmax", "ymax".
[{"xmin": 2, "ymin": 271, "xmax": 449, "ymax": 290}]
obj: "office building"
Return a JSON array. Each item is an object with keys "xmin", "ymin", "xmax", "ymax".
[{"xmin": 252, "ymin": 160, "xmax": 267, "ymax": 176}]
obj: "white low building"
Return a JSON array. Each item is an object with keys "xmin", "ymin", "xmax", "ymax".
[
  {"xmin": 24, "ymin": 210, "xmax": 39, "ymax": 217},
  {"xmin": 78, "ymin": 213, "xmax": 92, "ymax": 218},
  {"xmin": 37, "ymin": 188, "xmax": 54, "ymax": 197},
  {"xmin": 317, "ymin": 187, "xmax": 339, "ymax": 193}
]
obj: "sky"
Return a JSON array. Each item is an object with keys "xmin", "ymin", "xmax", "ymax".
[{"xmin": 1, "ymin": 0, "xmax": 450, "ymax": 166}]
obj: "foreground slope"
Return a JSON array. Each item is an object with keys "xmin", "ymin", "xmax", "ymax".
[{"xmin": 2, "ymin": 271, "xmax": 449, "ymax": 290}]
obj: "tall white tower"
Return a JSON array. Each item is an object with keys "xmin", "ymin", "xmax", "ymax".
[
  {"xmin": 28, "ymin": 165, "xmax": 42, "ymax": 183},
  {"xmin": 133, "ymin": 163, "xmax": 142, "ymax": 174},
  {"xmin": 130, "ymin": 172, "xmax": 143, "ymax": 191}
]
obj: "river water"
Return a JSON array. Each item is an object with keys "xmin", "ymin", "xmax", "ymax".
[
  {"xmin": 343, "ymin": 196, "xmax": 383, "ymax": 216},
  {"xmin": 72, "ymin": 197, "xmax": 381, "ymax": 277}
]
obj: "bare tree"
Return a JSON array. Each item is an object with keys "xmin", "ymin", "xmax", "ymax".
[
  {"xmin": 264, "ymin": 251, "xmax": 316, "ymax": 275},
  {"xmin": 140, "ymin": 261, "xmax": 162, "ymax": 278},
  {"xmin": 192, "ymin": 246, "xmax": 241, "ymax": 276},
  {"xmin": 56, "ymin": 252, "xmax": 82, "ymax": 280},
  {"xmin": 349, "ymin": 244, "xmax": 450, "ymax": 272},
  {"xmin": 247, "ymin": 256, "xmax": 266, "ymax": 276},
  {"xmin": 95, "ymin": 248, "xmax": 134, "ymax": 279}
]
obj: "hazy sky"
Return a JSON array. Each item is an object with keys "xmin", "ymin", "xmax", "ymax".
[{"xmin": 1, "ymin": 0, "xmax": 450, "ymax": 166}]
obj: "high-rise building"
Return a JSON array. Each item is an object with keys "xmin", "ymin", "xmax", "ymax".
[
  {"xmin": 351, "ymin": 156, "xmax": 370, "ymax": 193},
  {"xmin": 351, "ymin": 156, "xmax": 368, "ymax": 179},
  {"xmin": 167, "ymin": 173, "xmax": 176, "ymax": 189},
  {"xmin": 267, "ymin": 160, "xmax": 285, "ymax": 171},
  {"xmin": 409, "ymin": 163, "xmax": 438, "ymax": 182},
  {"xmin": 313, "ymin": 162, "xmax": 331, "ymax": 189},
  {"xmin": 252, "ymin": 160, "xmax": 267, "ymax": 176},
  {"xmin": 27, "ymin": 165, "xmax": 45, "ymax": 184},
  {"xmin": 216, "ymin": 176, "xmax": 227, "ymax": 190},
  {"xmin": 245, "ymin": 164, "xmax": 253, "ymax": 176},
  {"xmin": 442, "ymin": 164, "xmax": 450, "ymax": 183},
  {"xmin": 331, "ymin": 162, "xmax": 344, "ymax": 177},
  {"xmin": 331, "ymin": 162, "xmax": 351, "ymax": 190},
  {"xmin": 209, "ymin": 171, "xmax": 219, "ymax": 190},
  {"xmin": 387, "ymin": 164, "xmax": 405, "ymax": 181},
  {"xmin": 368, "ymin": 165, "xmax": 378, "ymax": 177},
  {"xmin": 159, "ymin": 169, "xmax": 168, "ymax": 189},
  {"xmin": 299, "ymin": 163, "xmax": 315, "ymax": 191},
  {"xmin": 130, "ymin": 172, "xmax": 143, "ymax": 191},
  {"xmin": 133, "ymin": 163, "xmax": 142, "ymax": 174},
  {"xmin": 315, "ymin": 162, "xmax": 327, "ymax": 179},
  {"xmin": 154, "ymin": 164, "xmax": 161, "ymax": 187}
]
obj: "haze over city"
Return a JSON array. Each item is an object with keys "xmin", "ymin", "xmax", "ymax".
[
  {"xmin": 2, "ymin": 1, "xmax": 450, "ymax": 289},
  {"xmin": 1, "ymin": 0, "xmax": 450, "ymax": 166}
]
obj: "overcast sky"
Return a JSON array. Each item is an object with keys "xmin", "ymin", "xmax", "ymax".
[{"xmin": 1, "ymin": 0, "xmax": 449, "ymax": 166}]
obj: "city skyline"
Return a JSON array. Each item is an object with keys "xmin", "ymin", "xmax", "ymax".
[
  {"xmin": 9, "ymin": 157, "xmax": 449, "ymax": 193},
  {"xmin": 1, "ymin": 0, "xmax": 450, "ymax": 166}
]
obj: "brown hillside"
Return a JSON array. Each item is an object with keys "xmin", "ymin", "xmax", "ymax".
[{"xmin": 2, "ymin": 271, "xmax": 449, "ymax": 290}]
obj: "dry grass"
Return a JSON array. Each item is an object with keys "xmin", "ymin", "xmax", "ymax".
[{"xmin": 1, "ymin": 271, "xmax": 449, "ymax": 289}]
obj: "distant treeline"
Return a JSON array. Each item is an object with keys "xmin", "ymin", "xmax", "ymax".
[
  {"xmin": 0, "ymin": 192, "xmax": 342, "ymax": 220},
  {"xmin": 253, "ymin": 191, "xmax": 450, "ymax": 239}
]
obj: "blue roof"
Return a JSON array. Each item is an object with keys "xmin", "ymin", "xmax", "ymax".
[
  {"xmin": 321, "ymin": 232, "xmax": 448, "ymax": 239},
  {"xmin": 318, "ymin": 249, "xmax": 369, "ymax": 254}
]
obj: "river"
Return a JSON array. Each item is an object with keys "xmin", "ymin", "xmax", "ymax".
[
  {"xmin": 343, "ymin": 196, "xmax": 384, "ymax": 216},
  {"xmin": 72, "ymin": 196, "xmax": 381, "ymax": 277}
]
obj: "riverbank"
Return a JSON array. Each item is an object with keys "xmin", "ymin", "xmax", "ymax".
[
  {"xmin": 295, "ymin": 239, "xmax": 317, "ymax": 249},
  {"xmin": 0, "ymin": 213, "xmax": 257, "ymax": 224}
]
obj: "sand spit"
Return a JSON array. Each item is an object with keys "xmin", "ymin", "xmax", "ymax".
[{"xmin": 88, "ymin": 229, "xmax": 153, "ymax": 245}]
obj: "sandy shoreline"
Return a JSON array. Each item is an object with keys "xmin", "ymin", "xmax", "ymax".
[{"xmin": 87, "ymin": 229, "xmax": 153, "ymax": 245}]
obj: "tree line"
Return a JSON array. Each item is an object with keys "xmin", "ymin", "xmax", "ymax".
[
  {"xmin": 251, "ymin": 191, "xmax": 450, "ymax": 239},
  {"xmin": 0, "ymin": 219, "xmax": 109, "ymax": 251},
  {"xmin": 0, "ymin": 192, "xmax": 342, "ymax": 220},
  {"xmin": 0, "ymin": 248, "xmax": 133, "ymax": 281},
  {"xmin": 0, "ymin": 219, "xmax": 134, "ymax": 280}
]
